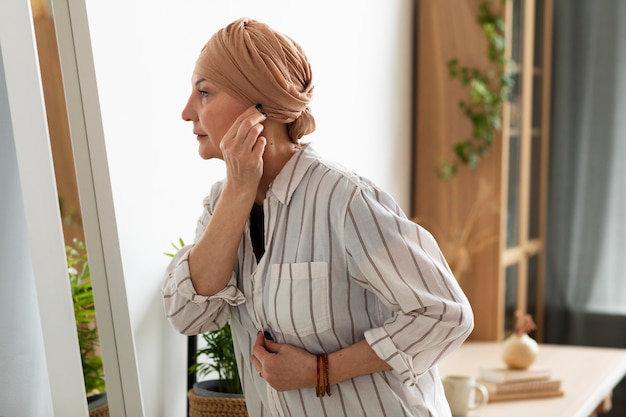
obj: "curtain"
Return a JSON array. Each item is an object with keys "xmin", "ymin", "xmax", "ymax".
[
  {"xmin": 546, "ymin": 0, "xmax": 626, "ymax": 337},
  {"xmin": 545, "ymin": 1, "xmax": 626, "ymax": 414}
]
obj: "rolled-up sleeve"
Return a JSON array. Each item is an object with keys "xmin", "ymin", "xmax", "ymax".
[
  {"xmin": 162, "ymin": 244, "xmax": 245, "ymax": 335},
  {"xmin": 345, "ymin": 185, "xmax": 474, "ymax": 385},
  {"xmin": 161, "ymin": 184, "xmax": 246, "ymax": 336}
]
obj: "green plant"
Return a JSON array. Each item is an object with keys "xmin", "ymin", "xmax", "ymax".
[
  {"xmin": 192, "ymin": 322, "xmax": 242, "ymax": 394},
  {"xmin": 66, "ymin": 239, "xmax": 105, "ymax": 394},
  {"xmin": 59, "ymin": 196, "xmax": 82, "ymax": 229},
  {"xmin": 165, "ymin": 238, "xmax": 242, "ymax": 394},
  {"xmin": 441, "ymin": 0, "xmax": 515, "ymax": 180}
]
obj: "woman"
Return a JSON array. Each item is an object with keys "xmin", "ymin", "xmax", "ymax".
[{"xmin": 163, "ymin": 17, "xmax": 473, "ymax": 417}]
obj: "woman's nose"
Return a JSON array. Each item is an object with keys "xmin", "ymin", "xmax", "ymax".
[{"xmin": 181, "ymin": 98, "xmax": 196, "ymax": 122}]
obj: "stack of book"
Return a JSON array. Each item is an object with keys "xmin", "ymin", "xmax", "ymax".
[{"xmin": 478, "ymin": 367, "xmax": 564, "ymax": 402}]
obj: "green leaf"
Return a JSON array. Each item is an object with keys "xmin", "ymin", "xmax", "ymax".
[
  {"xmin": 164, "ymin": 238, "xmax": 187, "ymax": 258},
  {"xmin": 442, "ymin": 0, "xmax": 508, "ymax": 179},
  {"xmin": 66, "ymin": 239, "xmax": 106, "ymax": 394}
]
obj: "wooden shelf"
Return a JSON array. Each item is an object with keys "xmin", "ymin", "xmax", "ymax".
[{"xmin": 413, "ymin": 0, "xmax": 553, "ymax": 341}]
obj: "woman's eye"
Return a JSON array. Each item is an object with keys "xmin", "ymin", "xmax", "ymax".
[{"xmin": 199, "ymin": 90, "xmax": 209, "ymax": 98}]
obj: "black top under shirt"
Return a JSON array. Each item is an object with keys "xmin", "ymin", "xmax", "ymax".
[{"xmin": 249, "ymin": 203, "xmax": 265, "ymax": 263}]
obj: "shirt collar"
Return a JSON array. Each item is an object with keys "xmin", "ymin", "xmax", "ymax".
[{"xmin": 267, "ymin": 143, "xmax": 318, "ymax": 206}]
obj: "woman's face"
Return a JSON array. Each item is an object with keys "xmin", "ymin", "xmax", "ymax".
[{"xmin": 181, "ymin": 73, "xmax": 248, "ymax": 160}]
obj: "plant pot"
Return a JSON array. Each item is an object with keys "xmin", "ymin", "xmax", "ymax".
[
  {"xmin": 188, "ymin": 380, "xmax": 248, "ymax": 417},
  {"xmin": 88, "ymin": 393, "xmax": 109, "ymax": 417}
]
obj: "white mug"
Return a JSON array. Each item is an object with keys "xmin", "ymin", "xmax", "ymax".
[{"xmin": 442, "ymin": 375, "xmax": 489, "ymax": 417}]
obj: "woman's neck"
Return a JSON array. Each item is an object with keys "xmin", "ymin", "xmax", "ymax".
[{"xmin": 255, "ymin": 121, "xmax": 301, "ymax": 204}]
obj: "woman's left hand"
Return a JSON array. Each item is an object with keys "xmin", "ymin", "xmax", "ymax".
[{"xmin": 251, "ymin": 332, "xmax": 317, "ymax": 392}]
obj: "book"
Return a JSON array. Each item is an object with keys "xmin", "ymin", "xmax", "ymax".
[
  {"xmin": 478, "ymin": 367, "xmax": 552, "ymax": 383},
  {"xmin": 478, "ymin": 377, "xmax": 562, "ymax": 395},
  {"xmin": 487, "ymin": 389, "xmax": 564, "ymax": 402},
  {"xmin": 477, "ymin": 370, "xmax": 564, "ymax": 402}
]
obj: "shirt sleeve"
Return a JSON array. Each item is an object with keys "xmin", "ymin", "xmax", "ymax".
[
  {"xmin": 344, "ymin": 183, "xmax": 474, "ymax": 385},
  {"xmin": 161, "ymin": 188, "xmax": 246, "ymax": 336}
]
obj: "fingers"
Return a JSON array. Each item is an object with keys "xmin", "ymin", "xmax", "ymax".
[
  {"xmin": 254, "ymin": 331, "xmax": 266, "ymax": 350},
  {"xmin": 220, "ymin": 106, "xmax": 267, "ymax": 189},
  {"xmin": 237, "ymin": 120, "xmax": 264, "ymax": 148},
  {"xmin": 251, "ymin": 332, "xmax": 267, "ymax": 374},
  {"xmin": 252, "ymin": 331, "xmax": 276, "ymax": 359},
  {"xmin": 222, "ymin": 105, "xmax": 267, "ymax": 152},
  {"xmin": 263, "ymin": 336, "xmax": 279, "ymax": 354},
  {"xmin": 250, "ymin": 337, "xmax": 318, "ymax": 392},
  {"xmin": 251, "ymin": 135, "xmax": 267, "ymax": 159},
  {"xmin": 251, "ymin": 331, "xmax": 280, "ymax": 373}
]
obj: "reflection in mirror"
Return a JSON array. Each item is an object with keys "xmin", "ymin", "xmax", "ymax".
[
  {"xmin": 30, "ymin": 0, "xmax": 84, "ymax": 246},
  {"xmin": 30, "ymin": 0, "xmax": 108, "ymax": 414}
]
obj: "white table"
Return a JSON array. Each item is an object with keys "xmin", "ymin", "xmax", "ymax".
[{"xmin": 438, "ymin": 342, "xmax": 626, "ymax": 417}]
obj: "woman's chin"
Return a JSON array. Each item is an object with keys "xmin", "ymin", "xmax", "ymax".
[
  {"xmin": 198, "ymin": 148, "xmax": 223, "ymax": 161},
  {"xmin": 198, "ymin": 151, "xmax": 214, "ymax": 160},
  {"xmin": 197, "ymin": 143, "xmax": 219, "ymax": 160}
]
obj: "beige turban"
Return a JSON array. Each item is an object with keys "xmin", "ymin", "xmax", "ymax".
[{"xmin": 194, "ymin": 18, "xmax": 316, "ymax": 141}]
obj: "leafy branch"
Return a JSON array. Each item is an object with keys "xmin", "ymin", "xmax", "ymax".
[
  {"xmin": 440, "ymin": 0, "xmax": 515, "ymax": 180},
  {"xmin": 67, "ymin": 239, "xmax": 106, "ymax": 394},
  {"xmin": 163, "ymin": 237, "xmax": 186, "ymax": 258}
]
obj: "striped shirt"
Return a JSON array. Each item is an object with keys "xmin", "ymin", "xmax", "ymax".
[{"xmin": 162, "ymin": 144, "xmax": 473, "ymax": 417}]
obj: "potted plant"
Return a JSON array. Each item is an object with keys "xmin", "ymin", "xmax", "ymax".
[
  {"xmin": 188, "ymin": 322, "xmax": 248, "ymax": 417},
  {"xmin": 165, "ymin": 239, "xmax": 247, "ymax": 417},
  {"xmin": 66, "ymin": 239, "xmax": 108, "ymax": 417}
]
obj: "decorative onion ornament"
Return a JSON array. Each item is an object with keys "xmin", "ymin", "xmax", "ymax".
[{"xmin": 502, "ymin": 312, "xmax": 539, "ymax": 369}]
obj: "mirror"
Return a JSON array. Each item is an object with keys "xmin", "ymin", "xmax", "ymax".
[{"xmin": 30, "ymin": 0, "xmax": 145, "ymax": 415}]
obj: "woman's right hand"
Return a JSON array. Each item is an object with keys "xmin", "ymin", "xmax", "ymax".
[
  {"xmin": 188, "ymin": 105, "xmax": 267, "ymax": 297},
  {"xmin": 219, "ymin": 105, "xmax": 267, "ymax": 194}
]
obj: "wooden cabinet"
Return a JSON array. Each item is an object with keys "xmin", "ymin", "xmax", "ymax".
[{"xmin": 412, "ymin": 0, "xmax": 553, "ymax": 341}]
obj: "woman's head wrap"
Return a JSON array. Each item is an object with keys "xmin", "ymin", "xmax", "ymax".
[{"xmin": 194, "ymin": 18, "xmax": 315, "ymax": 141}]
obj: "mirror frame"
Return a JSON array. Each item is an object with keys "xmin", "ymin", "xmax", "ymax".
[{"xmin": 50, "ymin": 0, "xmax": 145, "ymax": 415}]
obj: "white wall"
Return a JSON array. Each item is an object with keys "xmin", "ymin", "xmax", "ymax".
[{"xmin": 83, "ymin": 1, "xmax": 413, "ymax": 415}]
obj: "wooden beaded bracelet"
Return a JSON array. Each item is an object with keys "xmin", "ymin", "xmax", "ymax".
[{"xmin": 316, "ymin": 353, "xmax": 331, "ymax": 397}]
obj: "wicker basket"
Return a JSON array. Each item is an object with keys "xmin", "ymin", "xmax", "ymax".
[
  {"xmin": 88, "ymin": 393, "xmax": 109, "ymax": 417},
  {"xmin": 188, "ymin": 389, "xmax": 248, "ymax": 417},
  {"xmin": 89, "ymin": 402, "xmax": 109, "ymax": 417}
]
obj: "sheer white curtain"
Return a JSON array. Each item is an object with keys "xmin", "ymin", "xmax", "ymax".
[
  {"xmin": 547, "ymin": 0, "xmax": 626, "ymax": 319},
  {"xmin": 545, "ymin": 3, "xmax": 626, "ymax": 414}
]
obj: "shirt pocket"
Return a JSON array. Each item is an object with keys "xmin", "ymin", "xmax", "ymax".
[{"xmin": 267, "ymin": 262, "xmax": 331, "ymax": 337}]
